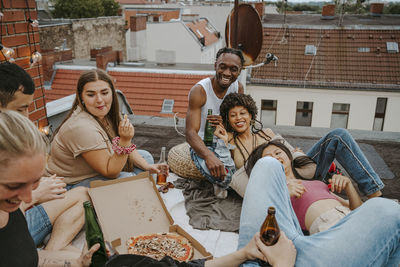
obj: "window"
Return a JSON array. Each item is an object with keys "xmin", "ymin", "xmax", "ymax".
[
  {"xmin": 357, "ymin": 47, "xmax": 370, "ymax": 53},
  {"xmin": 305, "ymin": 45, "xmax": 317, "ymax": 55},
  {"xmin": 295, "ymin": 101, "xmax": 313, "ymax": 126},
  {"xmin": 386, "ymin": 42, "xmax": 399, "ymax": 53},
  {"xmin": 330, "ymin": 103, "xmax": 350, "ymax": 129},
  {"xmin": 261, "ymin": 100, "xmax": 277, "ymax": 126},
  {"xmin": 161, "ymin": 99, "xmax": 174, "ymax": 113},
  {"xmin": 373, "ymin": 98, "xmax": 387, "ymax": 131}
]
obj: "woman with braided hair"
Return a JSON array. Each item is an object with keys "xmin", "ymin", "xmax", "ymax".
[{"xmin": 215, "ymin": 93, "xmax": 384, "ymax": 199}]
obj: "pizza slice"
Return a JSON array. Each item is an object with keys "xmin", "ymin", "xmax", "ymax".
[{"xmin": 127, "ymin": 232, "xmax": 194, "ymax": 262}]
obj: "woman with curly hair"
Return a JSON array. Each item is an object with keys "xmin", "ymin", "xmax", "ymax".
[{"xmin": 215, "ymin": 93, "xmax": 384, "ymax": 199}]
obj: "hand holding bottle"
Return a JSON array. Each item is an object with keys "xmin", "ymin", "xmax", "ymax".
[
  {"xmin": 79, "ymin": 243, "xmax": 100, "ymax": 267},
  {"xmin": 206, "ymin": 114, "xmax": 222, "ymax": 127},
  {"xmin": 255, "ymin": 231, "xmax": 296, "ymax": 267}
]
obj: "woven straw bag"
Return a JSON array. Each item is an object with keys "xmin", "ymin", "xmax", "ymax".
[{"xmin": 167, "ymin": 142, "xmax": 206, "ymax": 180}]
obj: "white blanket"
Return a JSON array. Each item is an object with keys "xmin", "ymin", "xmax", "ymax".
[{"xmin": 160, "ymin": 173, "xmax": 238, "ymax": 257}]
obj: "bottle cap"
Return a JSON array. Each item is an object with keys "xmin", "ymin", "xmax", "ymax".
[{"xmin": 268, "ymin": 206, "xmax": 276, "ymax": 214}]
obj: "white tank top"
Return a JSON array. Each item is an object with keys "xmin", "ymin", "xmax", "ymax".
[{"xmin": 196, "ymin": 77, "xmax": 239, "ymax": 139}]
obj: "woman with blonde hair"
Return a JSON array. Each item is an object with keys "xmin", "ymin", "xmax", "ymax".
[
  {"xmin": 47, "ymin": 69, "xmax": 167, "ymax": 188},
  {"xmin": 0, "ymin": 110, "xmax": 98, "ymax": 266}
]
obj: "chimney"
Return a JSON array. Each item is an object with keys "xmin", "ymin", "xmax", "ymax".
[
  {"xmin": 321, "ymin": 4, "xmax": 335, "ymax": 20},
  {"xmin": 127, "ymin": 15, "xmax": 147, "ymax": 61},
  {"xmin": 370, "ymin": 3, "xmax": 384, "ymax": 17}
]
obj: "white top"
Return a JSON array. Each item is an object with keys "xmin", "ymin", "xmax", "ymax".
[{"xmin": 196, "ymin": 77, "xmax": 239, "ymax": 139}]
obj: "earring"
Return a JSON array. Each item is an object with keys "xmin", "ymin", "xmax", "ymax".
[{"xmin": 81, "ymin": 101, "xmax": 85, "ymax": 105}]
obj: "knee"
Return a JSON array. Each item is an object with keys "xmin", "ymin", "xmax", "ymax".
[
  {"xmin": 330, "ymin": 128, "xmax": 350, "ymax": 138},
  {"xmin": 366, "ymin": 198, "xmax": 400, "ymax": 225},
  {"xmin": 255, "ymin": 156, "xmax": 282, "ymax": 170},
  {"xmin": 250, "ymin": 157, "xmax": 284, "ymax": 181},
  {"xmin": 69, "ymin": 186, "xmax": 90, "ymax": 202}
]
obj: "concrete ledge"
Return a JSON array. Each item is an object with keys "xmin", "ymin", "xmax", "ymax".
[{"xmin": 131, "ymin": 115, "xmax": 400, "ymax": 143}]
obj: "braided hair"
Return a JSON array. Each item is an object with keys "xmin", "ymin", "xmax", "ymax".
[{"xmin": 220, "ymin": 93, "xmax": 272, "ymax": 162}]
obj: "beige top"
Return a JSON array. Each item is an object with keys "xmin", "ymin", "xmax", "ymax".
[
  {"xmin": 229, "ymin": 128, "xmax": 275, "ymax": 169},
  {"xmin": 229, "ymin": 128, "xmax": 316, "ymax": 180},
  {"xmin": 46, "ymin": 106, "xmax": 113, "ymax": 184}
]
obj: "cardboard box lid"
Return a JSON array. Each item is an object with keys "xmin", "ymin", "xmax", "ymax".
[{"xmin": 88, "ymin": 172, "xmax": 174, "ymax": 254}]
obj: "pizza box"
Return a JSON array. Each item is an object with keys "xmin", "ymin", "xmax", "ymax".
[{"xmin": 88, "ymin": 172, "xmax": 212, "ymax": 260}]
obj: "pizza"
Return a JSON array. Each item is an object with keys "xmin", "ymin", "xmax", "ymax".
[{"xmin": 127, "ymin": 232, "xmax": 194, "ymax": 262}]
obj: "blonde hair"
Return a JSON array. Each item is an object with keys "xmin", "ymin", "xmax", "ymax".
[{"xmin": 0, "ymin": 110, "xmax": 47, "ymax": 167}]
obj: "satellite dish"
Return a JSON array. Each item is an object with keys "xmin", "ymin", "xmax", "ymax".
[{"xmin": 225, "ymin": 4, "xmax": 263, "ymax": 67}]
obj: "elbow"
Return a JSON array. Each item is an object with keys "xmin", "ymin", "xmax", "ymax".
[
  {"xmin": 185, "ymin": 130, "xmax": 193, "ymax": 142},
  {"xmin": 98, "ymin": 170, "xmax": 120, "ymax": 179}
]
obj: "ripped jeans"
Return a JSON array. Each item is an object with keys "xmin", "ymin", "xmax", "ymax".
[
  {"xmin": 306, "ymin": 128, "xmax": 384, "ymax": 196},
  {"xmin": 190, "ymin": 139, "xmax": 236, "ymax": 189}
]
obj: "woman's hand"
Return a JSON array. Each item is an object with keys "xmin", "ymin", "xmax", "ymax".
[
  {"xmin": 118, "ymin": 114, "xmax": 134, "ymax": 146},
  {"xmin": 287, "ymin": 179, "xmax": 307, "ymax": 198},
  {"xmin": 242, "ymin": 233, "xmax": 268, "ymax": 261},
  {"xmin": 328, "ymin": 174, "xmax": 351, "ymax": 194},
  {"xmin": 255, "ymin": 231, "xmax": 296, "ymax": 267},
  {"xmin": 79, "ymin": 243, "xmax": 100, "ymax": 267},
  {"xmin": 32, "ymin": 175, "xmax": 67, "ymax": 204},
  {"xmin": 214, "ymin": 124, "xmax": 228, "ymax": 144},
  {"xmin": 147, "ymin": 163, "xmax": 169, "ymax": 176}
]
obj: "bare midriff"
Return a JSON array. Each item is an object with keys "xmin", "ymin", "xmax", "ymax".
[{"xmin": 304, "ymin": 198, "xmax": 343, "ymax": 230}]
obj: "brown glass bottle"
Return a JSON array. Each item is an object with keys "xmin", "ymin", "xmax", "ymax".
[
  {"xmin": 260, "ymin": 206, "xmax": 280, "ymax": 246},
  {"xmin": 156, "ymin": 147, "xmax": 167, "ymax": 185}
]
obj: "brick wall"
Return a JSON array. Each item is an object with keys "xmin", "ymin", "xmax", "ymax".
[{"xmin": 0, "ymin": 0, "xmax": 48, "ymax": 127}]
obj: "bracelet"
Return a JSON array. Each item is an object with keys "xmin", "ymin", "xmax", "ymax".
[{"xmin": 112, "ymin": 136, "xmax": 136, "ymax": 155}]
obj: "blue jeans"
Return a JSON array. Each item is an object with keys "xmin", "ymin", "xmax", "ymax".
[
  {"xmin": 66, "ymin": 149, "xmax": 154, "ymax": 189},
  {"xmin": 26, "ymin": 204, "xmax": 52, "ymax": 246},
  {"xmin": 307, "ymin": 128, "xmax": 384, "ymax": 196},
  {"xmin": 238, "ymin": 157, "xmax": 400, "ymax": 267},
  {"xmin": 190, "ymin": 140, "xmax": 236, "ymax": 189}
]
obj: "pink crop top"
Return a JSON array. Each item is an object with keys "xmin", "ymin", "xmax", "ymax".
[{"xmin": 290, "ymin": 180, "xmax": 338, "ymax": 230}]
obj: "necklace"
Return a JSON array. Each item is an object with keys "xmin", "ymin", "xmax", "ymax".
[{"xmin": 236, "ymin": 132, "xmax": 257, "ymax": 157}]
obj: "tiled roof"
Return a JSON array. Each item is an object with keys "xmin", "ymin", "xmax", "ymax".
[
  {"xmin": 251, "ymin": 15, "xmax": 400, "ymax": 90},
  {"xmin": 116, "ymin": 0, "xmax": 162, "ymax": 4},
  {"xmin": 45, "ymin": 69, "xmax": 82, "ymax": 102},
  {"xmin": 109, "ymin": 70, "xmax": 211, "ymax": 118},
  {"xmin": 186, "ymin": 18, "xmax": 220, "ymax": 47},
  {"xmin": 45, "ymin": 67, "xmax": 211, "ymax": 118}
]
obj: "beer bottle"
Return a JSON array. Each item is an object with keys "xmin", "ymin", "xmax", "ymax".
[
  {"xmin": 156, "ymin": 147, "xmax": 168, "ymax": 185},
  {"xmin": 203, "ymin": 109, "xmax": 214, "ymax": 147},
  {"xmin": 83, "ymin": 201, "xmax": 108, "ymax": 267},
  {"xmin": 260, "ymin": 206, "xmax": 280, "ymax": 246}
]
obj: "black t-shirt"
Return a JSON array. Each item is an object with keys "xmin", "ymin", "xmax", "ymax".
[
  {"xmin": 105, "ymin": 254, "xmax": 205, "ymax": 267},
  {"xmin": 0, "ymin": 209, "xmax": 38, "ymax": 267}
]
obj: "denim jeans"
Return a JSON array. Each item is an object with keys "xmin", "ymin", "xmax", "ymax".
[
  {"xmin": 190, "ymin": 139, "xmax": 236, "ymax": 189},
  {"xmin": 25, "ymin": 204, "xmax": 52, "ymax": 246},
  {"xmin": 306, "ymin": 128, "xmax": 384, "ymax": 196},
  {"xmin": 66, "ymin": 149, "xmax": 154, "ymax": 190},
  {"xmin": 238, "ymin": 157, "xmax": 400, "ymax": 267}
]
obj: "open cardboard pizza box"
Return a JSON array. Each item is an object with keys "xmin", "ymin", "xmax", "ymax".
[{"xmin": 88, "ymin": 172, "xmax": 212, "ymax": 260}]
